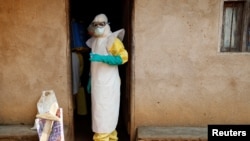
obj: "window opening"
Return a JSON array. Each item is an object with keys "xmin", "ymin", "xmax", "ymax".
[{"xmin": 221, "ymin": 0, "xmax": 250, "ymax": 52}]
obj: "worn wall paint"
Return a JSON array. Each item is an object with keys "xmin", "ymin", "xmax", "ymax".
[
  {"xmin": 1, "ymin": 0, "xmax": 250, "ymax": 140},
  {"xmin": 132, "ymin": 0, "xmax": 250, "ymax": 137},
  {"xmin": 0, "ymin": 0, "xmax": 73, "ymax": 139}
]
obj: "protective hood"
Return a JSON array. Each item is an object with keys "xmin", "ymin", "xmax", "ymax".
[{"xmin": 88, "ymin": 13, "xmax": 111, "ymax": 37}]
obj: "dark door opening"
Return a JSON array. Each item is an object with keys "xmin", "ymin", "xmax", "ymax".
[{"xmin": 69, "ymin": 0, "xmax": 132, "ymax": 140}]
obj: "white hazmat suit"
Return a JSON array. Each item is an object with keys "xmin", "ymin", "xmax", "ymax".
[{"xmin": 86, "ymin": 13, "xmax": 128, "ymax": 141}]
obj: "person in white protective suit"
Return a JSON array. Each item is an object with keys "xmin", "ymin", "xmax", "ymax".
[{"xmin": 86, "ymin": 13, "xmax": 128, "ymax": 141}]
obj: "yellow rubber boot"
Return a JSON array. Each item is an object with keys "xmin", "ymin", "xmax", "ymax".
[
  {"xmin": 109, "ymin": 130, "xmax": 118, "ymax": 141},
  {"xmin": 93, "ymin": 133, "xmax": 109, "ymax": 141}
]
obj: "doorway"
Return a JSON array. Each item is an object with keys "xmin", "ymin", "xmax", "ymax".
[{"xmin": 69, "ymin": 0, "xmax": 133, "ymax": 140}]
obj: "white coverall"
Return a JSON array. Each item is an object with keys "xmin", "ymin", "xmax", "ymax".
[{"xmin": 86, "ymin": 13, "xmax": 128, "ymax": 141}]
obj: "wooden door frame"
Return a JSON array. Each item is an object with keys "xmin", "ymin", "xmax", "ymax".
[{"xmin": 120, "ymin": 0, "xmax": 134, "ymax": 139}]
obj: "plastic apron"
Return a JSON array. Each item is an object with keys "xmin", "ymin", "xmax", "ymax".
[{"xmin": 86, "ymin": 29, "xmax": 124, "ymax": 133}]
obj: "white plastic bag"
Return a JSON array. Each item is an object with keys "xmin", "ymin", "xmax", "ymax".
[
  {"xmin": 36, "ymin": 90, "xmax": 60, "ymax": 121},
  {"xmin": 32, "ymin": 90, "xmax": 64, "ymax": 141}
]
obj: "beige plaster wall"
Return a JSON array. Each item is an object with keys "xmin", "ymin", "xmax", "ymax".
[
  {"xmin": 0, "ymin": 0, "xmax": 73, "ymax": 139},
  {"xmin": 132, "ymin": 0, "xmax": 250, "ymax": 133}
]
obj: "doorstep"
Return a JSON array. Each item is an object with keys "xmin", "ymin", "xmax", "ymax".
[{"xmin": 136, "ymin": 126, "xmax": 207, "ymax": 141}]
